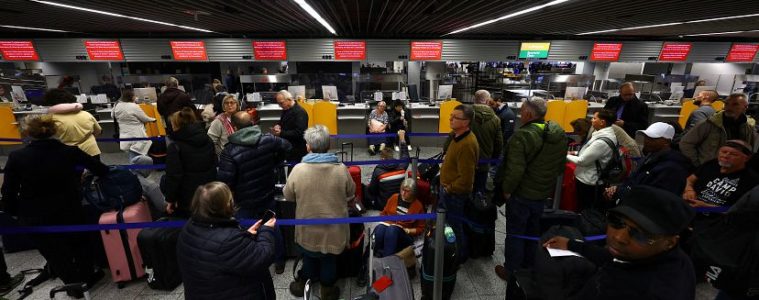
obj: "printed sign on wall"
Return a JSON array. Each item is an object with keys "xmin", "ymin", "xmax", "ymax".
[
  {"xmin": 726, "ymin": 43, "xmax": 759, "ymax": 62},
  {"xmin": 253, "ymin": 41, "xmax": 287, "ymax": 60},
  {"xmin": 410, "ymin": 41, "xmax": 443, "ymax": 60},
  {"xmin": 84, "ymin": 40, "xmax": 124, "ymax": 60},
  {"xmin": 0, "ymin": 41, "xmax": 39, "ymax": 61},
  {"xmin": 334, "ymin": 40, "xmax": 366, "ymax": 60},
  {"xmin": 519, "ymin": 42, "xmax": 551, "ymax": 59},
  {"xmin": 590, "ymin": 43, "xmax": 623, "ymax": 61},
  {"xmin": 659, "ymin": 42, "xmax": 692, "ymax": 61},
  {"xmin": 170, "ymin": 41, "xmax": 208, "ymax": 61}
]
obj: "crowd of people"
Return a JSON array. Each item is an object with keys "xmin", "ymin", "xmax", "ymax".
[{"xmin": 0, "ymin": 79, "xmax": 757, "ymax": 300}]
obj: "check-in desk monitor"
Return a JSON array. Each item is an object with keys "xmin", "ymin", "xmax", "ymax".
[
  {"xmin": 23, "ymin": 88, "xmax": 45, "ymax": 106},
  {"xmin": 288, "ymin": 85, "xmax": 306, "ymax": 99},
  {"xmin": 437, "ymin": 85, "xmax": 453, "ymax": 100},
  {"xmin": 134, "ymin": 88, "xmax": 158, "ymax": 102},
  {"xmin": 322, "ymin": 85, "xmax": 338, "ymax": 101}
]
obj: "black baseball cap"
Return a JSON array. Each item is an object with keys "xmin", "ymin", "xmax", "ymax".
[{"xmin": 610, "ymin": 185, "xmax": 695, "ymax": 235}]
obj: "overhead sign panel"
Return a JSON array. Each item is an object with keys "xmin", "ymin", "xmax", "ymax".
[
  {"xmin": 726, "ymin": 43, "xmax": 759, "ymax": 62},
  {"xmin": 410, "ymin": 41, "xmax": 443, "ymax": 60},
  {"xmin": 170, "ymin": 41, "xmax": 208, "ymax": 61},
  {"xmin": 590, "ymin": 42, "xmax": 623, "ymax": 61},
  {"xmin": 659, "ymin": 42, "xmax": 692, "ymax": 61},
  {"xmin": 84, "ymin": 40, "xmax": 124, "ymax": 60},
  {"xmin": 0, "ymin": 41, "xmax": 39, "ymax": 61},
  {"xmin": 253, "ymin": 41, "xmax": 287, "ymax": 60},
  {"xmin": 334, "ymin": 40, "xmax": 366, "ymax": 60},
  {"xmin": 518, "ymin": 42, "xmax": 551, "ymax": 59}
]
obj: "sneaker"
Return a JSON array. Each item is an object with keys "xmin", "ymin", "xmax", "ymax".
[
  {"xmin": 0, "ymin": 273, "xmax": 24, "ymax": 296},
  {"xmin": 494, "ymin": 264, "xmax": 509, "ymax": 281},
  {"xmin": 379, "ymin": 143, "xmax": 386, "ymax": 151},
  {"xmin": 274, "ymin": 262, "xmax": 285, "ymax": 275},
  {"xmin": 408, "ymin": 145, "xmax": 412, "ymax": 151},
  {"xmin": 394, "ymin": 145, "xmax": 400, "ymax": 152},
  {"xmin": 368, "ymin": 145, "xmax": 376, "ymax": 156}
]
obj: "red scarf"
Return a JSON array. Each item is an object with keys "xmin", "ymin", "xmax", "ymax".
[{"xmin": 216, "ymin": 114, "xmax": 235, "ymax": 135}]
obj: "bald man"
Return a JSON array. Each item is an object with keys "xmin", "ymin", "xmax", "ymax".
[
  {"xmin": 604, "ymin": 82, "xmax": 650, "ymax": 137},
  {"xmin": 684, "ymin": 90, "xmax": 719, "ymax": 132}
]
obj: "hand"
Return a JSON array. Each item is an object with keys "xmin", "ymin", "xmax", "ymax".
[
  {"xmin": 614, "ymin": 120, "xmax": 624, "ymax": 127},
  {"xmin": 604, "ymin": 186, "xmax": 617, "ymax": 200},
  {"xmin": 398, "ymin": 129, "xmax": 406, "ymax": 142},
  {"xmin": 263, "ymin": 217, "xmax": 276, "ymax": 228},
  {"xmin": 543, "ymin": 236, "xmax": 570, "ymax": 250},
  {"xmin": 682, "ymin": 189, "xmax": 697, "ymax": 202},
  {"xmin": 403, "ymin": 228, "xmax": 410, "ymax": 235},
  {"xmin": 248, "ymin": 219, "xmax": 262, "ymax": 235},
  {"xmin": 165, "ymin": 202, "xmax": 176, "ymax": 215}
]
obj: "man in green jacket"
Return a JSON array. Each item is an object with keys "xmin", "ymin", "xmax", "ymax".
[
  {"xmin": 680, "ymin": 93, "xmax": 758, "ymax": 167},
  {"xmin": 494, "ymin": 97, "xmax": 567, "ymax": 281}
]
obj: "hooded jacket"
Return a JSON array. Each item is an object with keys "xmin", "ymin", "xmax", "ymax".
[
  {"xmin": 161, "ymin": 123, "xmax": 217, "ymax": 214},
  {"xmin": 177, "ymin": 217, "xmax": 276, "ymax": 300},
  {"xmin": 217, "ymin": 126, "xmax": 292, "ymax": 213},
  {"xmin": 680, "ymin": 111, "xmax": 758, "ymax": 166},
  {"xmin": 497, "ymin": 120, "xmax": 567, "ymax": 200},
  {"xmin": 157, "ymin": 87, "xmax": 194, "ymax": 132}
]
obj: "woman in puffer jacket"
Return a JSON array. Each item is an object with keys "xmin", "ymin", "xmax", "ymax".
[{"xmin": 177, "ymin": 181, "xmax": 277, "ymax": 300}]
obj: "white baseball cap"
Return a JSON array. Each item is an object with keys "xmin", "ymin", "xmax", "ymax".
[{"xmin": 637, "ymin": 122, "xmax": 675, "ymax": 140}]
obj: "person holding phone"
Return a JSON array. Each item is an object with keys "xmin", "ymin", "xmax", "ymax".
[{"xmin": 177, "ymin": 182, "xmax": 277, "ymax": 300}]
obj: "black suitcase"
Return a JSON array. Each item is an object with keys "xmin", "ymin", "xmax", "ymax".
[
  {"xmin": 337, "ymin": 221, "xmax": 365, "ymax": 278},
  {"xmin": 464, "ymin": 193, "xmax": 497, "ymax": 258},
  {"xmin": 137, "ymin": 221, "xmax": 182, "ymax": 291},
  {"xmin": 420, "ymin": 224, "xmax": 459, "ymax": 300}
]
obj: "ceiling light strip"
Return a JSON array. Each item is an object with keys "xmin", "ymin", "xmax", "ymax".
[
  {"xmin": 576, "ymin": 12, "xmax": 759, "ymax": 35},
  {"xmin": 0, "ymin": 24, "xmax": 72, "ymax": 33},
  {"xmin": 294, "ymin": 0, "xmax": 338, "ymax": 35},
  {"xmin": 29, "ymin": 0, "xmax": 218, "ymax": 33},
  {"xmin": 684, "ymin": 30, "xmax": 759, "ymax": 37},
  {"xmin": 444, "ymin": 0, "xmax": 571, "ymax": 36}
]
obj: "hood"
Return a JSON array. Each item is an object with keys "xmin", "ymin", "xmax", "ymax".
[
  {"xmin": 302, "ymin": 152, "xmax": 339, "ymax": 164},
  {"xmin": 170, "ymin": 123, "xmax": 210, "ymax": 147},
  {"xmin": 228, "ymin": 125, "xmax": 262, "ymax": 146},
  {"xmin": 473, "ymin": 104, "xmax": 497, "ymax": 125},
  {"xmin": 544, "ymin": 121, "xmax": 568, "ymax": 144},
  {"xmin": 130, "ymin": 155, "xmax": 154, "ymax": 177},
  {"xmin": 708, "ymin": 111, "xmax": 755, "ymax": 128}
]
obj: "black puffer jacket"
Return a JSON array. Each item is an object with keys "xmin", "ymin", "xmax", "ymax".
[
  {"xmin": 218, "ymin": 125, "xmax": 292, "ymax": 212},
  {"xmin": 161, "ymin": 123, "xmax": 217, "ymax": 215},
  {"xmin": 177, "ymin": 217, "xmax": 276, "ymax": 300}
]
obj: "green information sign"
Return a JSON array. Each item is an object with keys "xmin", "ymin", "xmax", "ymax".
[{"xmin": 519, "ymin": 42, "xmax": 551, "ymax": 59}]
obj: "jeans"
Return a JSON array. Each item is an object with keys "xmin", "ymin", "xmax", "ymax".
[
  {"xmin": 298, "ymin": 245, "xmax": 338, "ymax": 286},
  {"xmin": 236, "ymin": 206, "xmax": 285, "ymax": 266},
  {"xmin": 127, "ymin": 150, "xmax": 141, "ymax": 162},
  {"xmin": 504, "ymin": 195, "xmax": 544, "ymax": 275},
  {"xmin": 439, "ymin": 186, "xmax": 469, "ymax": 262},
  {"xmin": 373, "ymin": 224, "xmax": 413, "ymax": 258}
]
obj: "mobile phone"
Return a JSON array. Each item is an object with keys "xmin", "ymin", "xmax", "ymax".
[{"xmin": 260, "ymin": 209, "xmax": 276, "ymax": 224}]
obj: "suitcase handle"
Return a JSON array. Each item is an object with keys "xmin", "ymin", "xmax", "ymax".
[{"xmin": 341, "ymin": 142, "xmax": 354, "ymax": 162}]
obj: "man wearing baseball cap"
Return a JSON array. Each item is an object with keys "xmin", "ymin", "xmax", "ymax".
[
  {"xmin": 545, "ymin": 186, "xmax": 696, "ymax": 300},
  {"xmin": 606, "ymin": 122, "xmax": 692, "ymax": 202},
  {"xmin": 683, "ymin": 139, "xmax": 759, "ymax": 210}
]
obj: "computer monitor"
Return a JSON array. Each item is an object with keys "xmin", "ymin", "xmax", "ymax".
[
  {"xmin": 134, "ymin": 88, "xmax": 158, "ymax": 102},
  {"xmin": 322, "ymin": 85, "xmax": 338, "ymax": 101},
  {"xmin": 23, "ymin": 88, "xmax": 45, "ymax": 106},
  {"xmin": 260, "ymin": 92, "xmax": 278, "ymax": 103},
  {"xmin": 288, "ymin": 85, "xmax": 306, "ymax": 99},
  {"xmin": 407, "ymin": 84, "xmax": 419, "ymax": 101},
  {"xmin": 437, "ymin": 85, "xmax": 452, "ymax": 100}
]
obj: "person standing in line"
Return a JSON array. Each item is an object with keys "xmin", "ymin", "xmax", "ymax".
[
  {"xmin": 113, "ymin": 89, "xmax": 156, "ymax": 161},
  {"xmin": 603, "ymin": 82, "xmax": 649, "ymax": 137},
  {"xmin": 273, "ymin": 90, "xmax": 308, "ymax": 163}
]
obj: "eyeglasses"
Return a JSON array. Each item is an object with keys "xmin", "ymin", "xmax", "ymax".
[
  {"xmin": 606, "ymin": 212, "xmax": 657, "ymax": 245},
  {"xmin": 450, "ymin": 115, "xmax": 468, "ymax": 121}
]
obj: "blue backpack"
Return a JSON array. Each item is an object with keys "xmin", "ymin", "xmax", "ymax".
[{"xmin": 83, "ymin": 167, "xmax": 143, "ymax": 212}]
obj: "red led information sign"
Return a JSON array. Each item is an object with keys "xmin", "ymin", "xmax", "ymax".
[
  {"xmin": 84, "ymin": 40, "xmax": 124, "ymax": 60},
  {"xmin": 334, "ymin": 41, "xmax": 366, "ymax": 60},
  {"xmin": 726, "ymin": 43, "xmax": 759, "ymax": 62},
  {"xmin": 659, "ymin": 42, "xmax": 692, "ymax": 61},
  {"xmin": 411, "ymin": 41, "xmax": 443, "ymax": 61},
  {"xmin": 590, "ymin": 43, "xmax": 623, "ymax": 61},
  {"xmin": 0, "ymin": 41, "xmax": 39, "ymax": 61},
  {"xmin": 253, "ymin": 41, "xmax": 287, "ymax": 60},
  {"xmin": 170, "ymin": 41, "xmax": 208, "ymax": 61}
]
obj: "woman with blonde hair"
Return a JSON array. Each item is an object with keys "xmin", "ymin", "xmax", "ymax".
[
  {"xmin": 177, "ymin": 181, "xmax": 277, "ymax": 300},
  {"xmin": 207, "ymin": 95, "xmax": 239, "ymax": 155}
]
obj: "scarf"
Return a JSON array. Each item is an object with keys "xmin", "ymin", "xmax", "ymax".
[
  {"xmin": 301, "ymin": 152, "xmax": 339, "ymax": 163},
  {"xmin": 216, "ymin": 113, "xmax": 235, "ymax": 135}
]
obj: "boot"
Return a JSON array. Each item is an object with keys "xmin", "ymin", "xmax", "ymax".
[
  {"xmin": 320, "ymin": 284, "xmax": 341, "ymax": 300},
  {"xmin": 288, "ymin": 278, "xmax": 307, "ymax": 297}
]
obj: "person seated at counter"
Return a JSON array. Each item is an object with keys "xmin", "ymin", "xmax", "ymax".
[
  {"xmin": 542, "ymin": 185, "xmax": 696, "ymax": 300},
  {"xmin": 387, "ymin": 100, "xmax": 412, "ymax": 151},
  {"xmin": 366, "ymin": 130, "xmax": 410, "ymax": 210},
  {"xmin": 603, "ymin": 82, "xmax": 649, "ymax": 137},
  {"xmin": 684, "ymin": 89, "xmax": 719, "ymax": 132},
  {"xmin": 367, "ymin": 100, "xmax": 389, "ymax": 155}
]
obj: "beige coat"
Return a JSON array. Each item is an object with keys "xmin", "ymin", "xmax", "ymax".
[{"xmin": 283, "ymin": 161, "xmax": 355, "ymax": 255}]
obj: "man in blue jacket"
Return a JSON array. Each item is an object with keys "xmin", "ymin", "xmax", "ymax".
[{"xmin": 218, "ymin": 111, "xmax": 291, "ymax": 273}]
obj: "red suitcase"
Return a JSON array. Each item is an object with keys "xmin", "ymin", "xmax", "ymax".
[
  {"xmin": 339, "ymin": 142, "xmax": 364, "ymax": 206},
  {"xmin": 100, "ymin": 200, "xmax": 152, "ymax": 287},
  {"xmin": 560, "ymin": 162, "xmax": 578, "ymax": 212}
]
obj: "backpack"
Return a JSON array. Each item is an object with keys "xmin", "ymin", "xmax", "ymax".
[
  {"xmin": 83, "ymin": 167, "xmax": 143, "ymax": 212},
  {"xmin": 594, "ymin": 137, "xmax": 634, "ymax": 185},
  {"xmin": 418, "ymin": 152, "xmax": 443, "ymax": 182}
]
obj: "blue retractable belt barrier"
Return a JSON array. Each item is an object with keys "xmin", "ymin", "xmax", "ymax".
[{"xmin": 0, "ymin": 213, "xmax": 437, "ymax": 235}]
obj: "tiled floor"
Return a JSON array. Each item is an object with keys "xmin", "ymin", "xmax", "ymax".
[{"xmin": 1, "ymin": 147, "xmax": 719, "ymax": 299}]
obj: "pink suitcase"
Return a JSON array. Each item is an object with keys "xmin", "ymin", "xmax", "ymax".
[{"xmin": 99, "ymin": 200, "xmax": 152, "ymax": 288}]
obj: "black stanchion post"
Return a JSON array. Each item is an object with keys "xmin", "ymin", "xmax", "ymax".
[
  {"xmin": 433, "ymin": 208, "xmax": 446, "ymax": 300},
  {"xmin": 552, "ymin": 174, "xmax": 563, "ymax": 210}
]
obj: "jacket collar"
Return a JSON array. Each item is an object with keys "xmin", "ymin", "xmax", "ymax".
[
  {"xmin": 453, "ymin": 130, "xmax": 471, "ymax": 142},
  {"xmin": 191, "ymin": 216, "xmax": 240, "ymax": 229},
  {"xmin": 519, "ymin": 118, "xmax": 545, "ymax": 129}
]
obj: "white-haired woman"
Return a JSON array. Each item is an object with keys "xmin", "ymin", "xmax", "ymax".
[
  {"xmin": 283, "ymin": 125, "xmax": 355, "ymax": 300},
  {"xmin": 375, "ymin": 178, "xmax": 425, "ymax": 257},
  {"xmin": 207, "ymin": 95, "xmax": 240, "ymax": 155}
]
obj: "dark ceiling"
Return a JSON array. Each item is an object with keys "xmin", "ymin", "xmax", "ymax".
[{"xmin": 0, "ymin": 0, "xmax": 758, "ymax": 40}]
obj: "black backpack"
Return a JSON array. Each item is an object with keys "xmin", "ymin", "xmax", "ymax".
[
  {"xmin": 83, "ymin": 167, "xmax": 143, "ymax": 212},
  {"xmin": 594, "ymin": 137, "xmax": 632, "ymax": 185}
]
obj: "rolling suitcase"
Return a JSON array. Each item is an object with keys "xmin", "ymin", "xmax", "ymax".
[
  {"xmin": 137, "ymin": 219, "xmax": 183, "ymax": 291},
  {"xmin": 339, "ymin": 142, "xmax": 364, "ymax": 207},
  {"xmin": 99, "ymin": 200, "xmax": 152, "ymax": 288},
  {"xmin": 464, "ymin": 193, "xmax": 497, "ymax": 258},
  {"xmin": 420, "ymin": 224, "xmax": 459, "ymax": 300}
]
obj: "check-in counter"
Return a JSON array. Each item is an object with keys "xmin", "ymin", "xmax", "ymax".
[
  {"xmin": 408, "ymin": 102, "xmax": 444, "ymax": 148},
  {"xmin": 586, "ymin": 102, "xmax": 682, "ymax": 124},
  {"xmin": 257, "ymin": 102, "xmax": 372, "ymax": 148}
]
